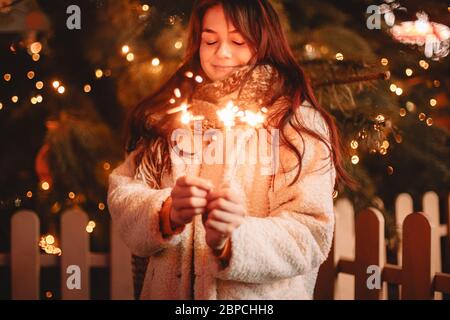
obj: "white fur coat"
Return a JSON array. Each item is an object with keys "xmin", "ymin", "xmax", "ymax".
[{"xmin": 107, "ymin": 65, "xmax": 336, "ymax": 300}]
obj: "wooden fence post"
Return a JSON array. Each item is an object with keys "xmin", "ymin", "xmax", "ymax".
[
  {"xmin": 334, "ymin": 198, "xmax": 355, "ymax": 300},
  {"xmin": 61, "ymin": 208, "xmax": 89, "ymax": 300},
  {"xmin": 354, "ymin": 208, "xmax": 385, "ymax": 300},
  {"xmin": 395, "ymin": 193, "xmax": 414, "ymax": 266},
  {"xmin": 11, "ymin": 210, "xmax": 40, "ymax": 300},
  {"xmin": 402, "ymin": 212, "xmax": 434, "ymax": 299},
  {"xmin": 314, "ymin": 225, "xmax": 336, "ymax": 300},
  {"xmin": 422, "ymin": 191, "xmax": 442, "ymax": 299}
]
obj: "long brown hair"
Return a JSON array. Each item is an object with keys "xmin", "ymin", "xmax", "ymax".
[{"xmin": 125, "ymin": 0, "xmax": 355, "ymax": 189}]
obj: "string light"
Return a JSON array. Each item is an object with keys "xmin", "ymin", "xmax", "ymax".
[
  {"xmin": 39, "ymin": 234, "xmax": 62, "ymax": 256},
  {"xmin": 419, "ymin": 59, "xmax": 429, "ymax": 69},
  {"xmin": 0, "ymin": 102, "xmax": 3, "ymax": 110},
  {"xmin": 31, "ymin": 97, "xmax": 37, "ymax": 104},
  {"xmin": 351, "ymin": 155, "xmax": 360, "ymax": 165},
  {"xmin": 185, "ymin": 71, "xmax": 194, "ymax": 78},
  {"xmin": 45, "ymin": 291, "xmax": 53, "ymax": 299},
  {"xmin": 433, "ymin": 80, "xmax": 440, "ymax": 87},
  {"xmin": 4, "ymin": 73, "xmax": 11, "ymax": 81},
  {"xmin": 57, "ymin": 86, "xmax": 65, "ymax": 94},
  {"xmin": 11, "ymin": 96, "xmax": 18, "ymax": 103},
  {"xmin": 27, "ymin": 71, "xmax": 35, "ymax": 79},
  {"xmin": 335, "ymin": 53, "xmax": 344, "ymax": 60},
  {"xmin": 195, "ymin": 75, "xmax": 203, "ymax": 83},
  {"xmin": 30, "ymin": 42, "xmax": 42, "ymax": 54},
  {"xmin": 51, "ymin": 202, "xmax": 61, "ymax": 214},
  {"xmin": 406, "ymin": 101, "xmax": 416, "ymax": 112},
  {"xmin": 418, "ymin": 112, "xmax": 426, "ymax": 121},
  {"xmin": 45, "ymin": 235, "xmax": 55, "ymax": 245},
  {"xmin": 375, "ymin": 114, "xmax": 385, "ymax": 123},
  {"xmin": 84, "ymin": 84, "xmax": 91, "ymax": 93},
  {"xmin": 41, "ymin": 181, "xmax": 50, "ymax": 190},
  {"xmin": 32, "ymin": 54, "xmax": 40, "ymax": 61},
  {"xmin": 151, "ymin": 58, "xmax": 160, "ymax": 66},
  {"xmin": 426, "ymin": 118, "xmax": 433, "ymax": 126},
  {"xmin": 86, "ymin": 221, "xmax": 96, "ymax": 233},
  {"xmin": 405, "ymin": 68, "xmax": 413, "ymax": 76},
  {"xmin": 36, "ymin": 81, "xmax": 44, "ymax": 89},
  {"xmin": 395, "ymin": 87, "xmax": 403, "ymax": 95},
  {"xmin": 98, "ymin": 203, "xmax": 105, "ymax": 211},
  {"xmin": 126, "ymin": 53, "xmax": 135, "ymax": 62},
  {"xmin": 68, "ymin": 192, "xmax": 75, "ymax": 199},
  {"xmin": 142, "ymin": 4, "xmax": 150, "ymax": 12},
  {"xmin": 121, "ymin": 45, "xmax": 130, "ymax": 54},
  {"xmin": 399, "ymin": 108, "xmax": 407, "ymax": 117},
  {"xmin": 395, "ymin": 134, "xmax": 403, "ymax": 144},
  {"xmin": 429, "ymin": 99, "xmax": 437, "ymax": 107},
  {"xmin": 36, "ymin": 95, "xmax": 43, "ymax": 103},
  {"xmin": 350, "ymin": 140, "xmax": 359, "ymax": 149},
  {"xmin": 174, "ymin": 40, "xmax": 183, "ymax": 49},
  {"xmin": 95, "ymin": 69, "xmax": 103, "ymax": 78},
  {"xmin": 381, "ymin": 58, "xmax": 389, "ymax": 66},
  {"xmin": 387, "ymin": 166, "xmax": 394, "ymax": 175},
  {"xmin": 52, "ymin": 81, "xmax": 60, "ymax": 89},
  {"xmin": 26, "ymin": 191, "xmax": 33, "ymax": 198},
  {"xmin": 389, "ymin": 84, "xmax": 397, "ymax": 92},
  {"xmin": 174, "ymin": 88, "xmax": 181, "ymax": 98}
]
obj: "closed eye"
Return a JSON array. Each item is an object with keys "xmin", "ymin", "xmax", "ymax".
[{"xmin": 204, "ymin": 41, "xmax": 245, "ymax": 46}]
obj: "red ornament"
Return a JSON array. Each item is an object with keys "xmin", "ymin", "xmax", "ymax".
[
  {"xmin": 25, "ymin": 11, "xmax": 47, "ymax": 30},
  {"xmin": 35, "ymin": 143, "xmax": 53, "ymax": 185}
]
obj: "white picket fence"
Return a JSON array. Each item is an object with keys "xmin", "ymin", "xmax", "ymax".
[
  {"xmin": 0, "ymin": 191, "xmax": 449, "ymax": 299},
  {"xmin": 2, "ymin": 208, "xmax": 134, "ymax": 299},
  {"xmin": 315, "ymin": 191, "xmax": 450, "ymax": 300}
]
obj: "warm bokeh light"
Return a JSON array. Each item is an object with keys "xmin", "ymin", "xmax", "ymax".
[
  {"xmin": 41, "ymin": 181, "xmax": 50, "ymax": 190},
  {"xmin": 335, "ymin": 53, "xmax": 344, "ymax": 60},
  {"xmin": 151, "ymin": 58, "xmax": 160, "ymax": 66},
  {"xmin": 36, "ymin": 81, "xmax": 44, "ymax": 89},
  {"xmin": 30, "ymin": 42, "xmax": 42, "ymax": 54}
]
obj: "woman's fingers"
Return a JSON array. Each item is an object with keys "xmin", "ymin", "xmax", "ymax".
[
  {"xmin": 177, "ymin": 175, "xmax": 214, "ymax": 191},
  {"xmin": 177, "ymin": 207, "xmax": 206, "ymax": 219},
  {"xmin": 172, "ymin": 185, "xmax": 208, "ymax": 198},
  {"xmin": 172, "ymin": 197, "xmax": 208, "ymax": 210},
  {"xmin": 206, "ymin": 187, "xmax": 244, "ymax": 205},
  {"xmin": 205, "ymin": 218, "xmax": 234, "ymax": 236},
  {"xmin": 208, "ymin": 209, "xmax": 244, "ymax": 225},
  {"xmin": 206, "ymin": 198, "xmax": 245, "ymax": 216}
]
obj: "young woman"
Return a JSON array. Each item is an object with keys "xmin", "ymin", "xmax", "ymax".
[{"xmin": 107, "ymin": 0, "xmax": 352, "ymax": 300}]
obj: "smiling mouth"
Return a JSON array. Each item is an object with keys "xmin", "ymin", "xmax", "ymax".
[{"xmin": 213, "ymin": 65, "xmax": 238, "ymax": 69}]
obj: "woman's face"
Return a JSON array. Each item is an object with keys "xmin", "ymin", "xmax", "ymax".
[{"xmin": 200, "ymin": 5, "xmax": 254, "ymax": 82}]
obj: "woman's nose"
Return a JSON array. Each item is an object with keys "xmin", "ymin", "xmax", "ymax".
[{"xmin": 216, "ymin": 42, "xmax": 232, "ymax": 59}]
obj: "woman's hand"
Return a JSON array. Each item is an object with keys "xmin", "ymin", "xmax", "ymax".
[
  {"xmin": 204, "ymin": 186, "xmax": 246, "ymax": 251},
  {"xmin": 170, "ymin": 176, "xmax": 214, "ymax": 229}
]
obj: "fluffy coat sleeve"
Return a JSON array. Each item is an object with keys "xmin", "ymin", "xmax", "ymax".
[
  {"xmin": 216, "ymin": 105, "xmax": 336, "ymax": 284},
  {"xmin": 107, "ymin": 147, "xmax": 182, "ymax": 257}
]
